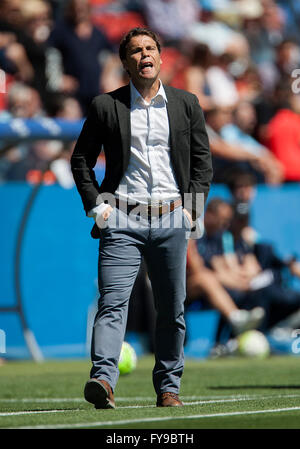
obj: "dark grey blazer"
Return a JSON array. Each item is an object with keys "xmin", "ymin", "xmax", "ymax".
[{"xmin": 71, "ymin": 83, "xmax": 213, "ymax": 239}]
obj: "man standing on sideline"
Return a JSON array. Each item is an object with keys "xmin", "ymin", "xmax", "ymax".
[{"xmin": 71, "ymin": 27, "xmax": 213, "ymax": 409}]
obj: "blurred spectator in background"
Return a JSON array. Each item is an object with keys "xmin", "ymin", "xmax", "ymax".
[
  {"xmin": 277, "ymin": 0, "xmax": 300, "ymax": 42},
  {"xmin": 186, "ymin": 238, "xmax": 264, "ymax": 336},
  {"xmin": 4, "ymin": 82, "xmax": 44, "ymax": 119},
  {"xmin": 197, "ymin": 198, "xmax": 300, "ymax": 334},
  {"xmin": 205, "ymin": 52, "xmax": 240, "ymax": 109},
  {"xmin": 183, "ymin": 42, "xmax": 214, "ymax": 111},
  {"xmin": 229, "ymin": 200, "xmax": 300, "ymax": 331},
  {"xmin": 142, "ymin": 0, "xmax": 200, "ymax": 45},
  {"xmin": 100, "ymin": 52, "xmax": 128, "ymax": 93},
  {"xmin": 157, "ymin": 46, "xmax": 188, "ymax": 89},
  {"xmin": 2, "ymin": 137, "xmax": 62, "ymax": 183},
  {"xmin": 45, "ymin": 92, "xmax": 82, "ymax": 120},
  {"xmin": 0, "ymin": 0, "xmax": 52, "ymax": 104},
  {"xmin": 197, "ymin": 197, "xmax": 234, "ymax": 269},
  {"xmin": 226, "ymin": 168, "xmax": 257, "ymax": 205},
  {"xmin": 258, "ymin": 39, "xmax": 300, "ymax": 94},
  {"xmin": 21, "ymin": 0, "xmax": 53, "ymax": 45},
  {"xmin": 225, "ymin": 168, "xmax": 259, "ymax": 246},
  {"xmin": 253, "ymin": 76, "xmax": 287, "ymax": 146},
  {"xmin": 220, "ymin": 101, "xmax": 284, "ymax": 184},
  {"xmin": 205, "ymin": 107, "xmax": 261, "ymax": 183},
  {"xmin": 244, "ymin": 0, "xmax": 285, "ymax": 65},
  {"xmin": 48, "ymin": 0, "xmax": 114, "ymax": 113},
  {"xmin": 267, "ymin": 83, "xmax": 300, "ymax": 182},
  {"xmin": 188, "ymin": 2, "xmax": 250, "ymax": 59},
  {"xmin": 225, "ymin": 167, "xmax": 300, "ymax": 304},
  {"xmin": 0, "ymin": 82, "xmax": 79, "ymax": 186},
  {"xmin": 234, "ymin": 65, "xmax": 263, "ymax": 104},
  {"xmin": 0, "ymin": 82, "xmax": 44, "ymax": 181},
  {"xmin": 0, "ymin": 30, "xmax": 34, "ymax": 86},
  {"xmin": 204, "ymin": 106, "xmax": 282, "ymax": 184},
  {"xmin": 49, "ymin": 140, "xmax": 76, "ymax": 189},
  {"xmin": 43, "ymin": 92, "xmax": 83, "ymax": 188},
  {"xmin": 19, "ymin": 0, "xmax": 80, "ymax": 103}
]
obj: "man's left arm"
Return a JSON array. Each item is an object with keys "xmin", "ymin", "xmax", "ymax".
[{"xmin": 189, "ymin": 95, "xmax": 213, "ymax": 220}]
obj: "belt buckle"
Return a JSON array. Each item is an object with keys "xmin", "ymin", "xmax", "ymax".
[{"xmin": 147, "ymin": 203, "xmax": 163, "ymax": 217}]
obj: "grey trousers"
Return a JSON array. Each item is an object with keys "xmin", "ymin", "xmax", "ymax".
[{"xmin": 90, "ymin": 205, "xmax": 190, "ymax": 395}]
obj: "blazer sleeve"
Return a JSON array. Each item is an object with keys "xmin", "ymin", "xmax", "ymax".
[
  {"xmin": 189, "ymin": 95, "xmax": 213, "ymax": 219},
  {"xmin": 70, "ymin": 98, "xmax": 103, "ymax": 215}
]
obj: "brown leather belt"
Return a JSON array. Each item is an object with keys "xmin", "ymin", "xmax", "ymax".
[{"xmin": 115, "ymin": 198, "xmax": 182, "ymax": 217}]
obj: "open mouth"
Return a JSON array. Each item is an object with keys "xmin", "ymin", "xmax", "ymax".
[{"xmin": 139, "ymin": 62, "xmax": 153, "ymax": 71}]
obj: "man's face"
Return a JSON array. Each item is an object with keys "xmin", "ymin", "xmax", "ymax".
[
  {"xmin": 0, "ymin": 0, "xmax": 22, "ymax": 26},
  {"xmin": 205, "ymin": 204, "xmax": 233, "ymax": 235},
  {"xmin": 68, "ymin": 0, "xmax": 90, "ymax": 24},
  {"xmin": 235, "ymin": 102, "xmax": 256, "ymax": 133},
  {"xmin": 217, "ymin": 204, "xmax": 233, "ymax": 231},
  {"xmin": 234, "ymin": 184, "xmax": 256, "ymax": 203},
  {"xmin": 207, "ymin": 108, "xmax": 232, "ymax": 132},
  {"xmin": 122, "ymin": 34, "xmax": 162, "ymax": 86}
]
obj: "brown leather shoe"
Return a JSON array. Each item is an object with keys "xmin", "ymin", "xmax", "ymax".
[
  {"xmin": 156, "ymin": 392, "xmax": 183, "ymax": 407},
  {"xmin": 84, "ymin": 379, "xmax": 115, "ymax": 409}
]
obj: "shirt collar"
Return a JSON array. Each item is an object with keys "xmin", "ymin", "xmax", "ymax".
[{"xmin": 130, "ymin": 80, "xmax": 168, "ymax": 106}]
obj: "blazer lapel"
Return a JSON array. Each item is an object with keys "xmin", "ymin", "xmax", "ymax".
[
  {"xmin": 115, "ymin": 84, "xmax": 131, "ymax": 172},
  {"xmin": 165, "ymin": 85, "xmax": 182, "ymax": 176}
]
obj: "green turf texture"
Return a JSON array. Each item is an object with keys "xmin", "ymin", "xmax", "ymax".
[{"xmin": 1, "ymin": 355, "xmax": 300, "ymax": 429}]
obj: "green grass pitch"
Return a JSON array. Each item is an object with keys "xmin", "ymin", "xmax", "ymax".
[{"xmin": 1, "ymin": 355, "xmax": 300, "ymax": 429}]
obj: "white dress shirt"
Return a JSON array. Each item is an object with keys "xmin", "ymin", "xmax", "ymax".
[{"xmin": 89, "ymin": 81, "xmax": 181, "ymax": 219}]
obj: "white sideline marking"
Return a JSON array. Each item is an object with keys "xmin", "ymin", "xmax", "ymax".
[
  {"xmin": 0, "ymin": 395, "xmax": 224, "ymax": 403},
  {"xmin": 1, "ymin": 394, "xmax": 300, "ymax": 418},
  {"xmin": 183, "ymin": 393, "xmax": 300, "ymax": 407},
  {"xmin": 0, "ymin": 409, "xmax": 78, "ymax": 417},
  {"xmin": 8, "ymin": 406, "xmax": 300, "ymax": 429},
  {"xmin": 1, "ymin": 393, "xmax": 300, "ymax": 404},
  {"xmin": 0, "ymin": 398, "xmax": 84, "ymax": 403}
]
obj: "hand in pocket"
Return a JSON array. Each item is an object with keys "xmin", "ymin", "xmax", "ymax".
[
  {"xmin": 183, "ymin": 208, "xmax": 193, "ymax": 228},
  {"xmin": 96, "ymin": 204, "xmax": 113, "ymax": 228}
]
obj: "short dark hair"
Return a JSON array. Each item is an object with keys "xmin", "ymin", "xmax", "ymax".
[
  {"xmin": 206, "ymin": 198, "xmax": 231, "ymax": 214},
  {"xmin": 225, "ymin": 169, "xmax": 257, "ymax": 193},
  {"xmin": 119, "ymin": 27, "xmax": 161, "ymax": 61}
]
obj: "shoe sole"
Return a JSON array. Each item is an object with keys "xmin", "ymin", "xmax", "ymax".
[{"xmin": 84, "ymin": 379, "xmax": 115, "ymax": 409}]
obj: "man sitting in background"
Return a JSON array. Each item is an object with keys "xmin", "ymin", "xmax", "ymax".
[
  {"xmin": 220, "ymin": 101, "xmax": 283, "ymax": 184},
  {"xmin": 197, "ymin": 198, "xmax": 300, "ymax": 334},
  {"xmin": 205, "ymin": 106, "xmax": 282, "ymax": 185},
  {"xmin": 186, "ymin": 238, "xmax": 264, "ymax": 336}
]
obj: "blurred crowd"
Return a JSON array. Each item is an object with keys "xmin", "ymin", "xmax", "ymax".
[
  {"xmin": 1, "ymin": 0, "xmax": 300, "ymax": 184},
  {"xmin": 1, "ymin": 0, "xmax": 300, "ymax": 352}
]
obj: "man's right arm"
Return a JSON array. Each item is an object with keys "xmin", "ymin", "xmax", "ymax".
[{"xmin": 71, "ymin": 98, "xmax": 104, "ymax": 215}]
